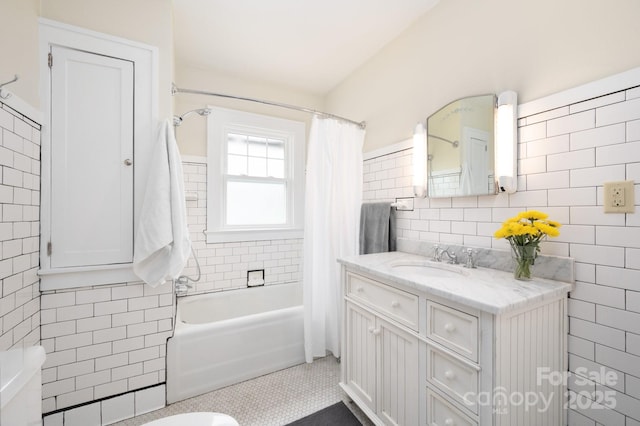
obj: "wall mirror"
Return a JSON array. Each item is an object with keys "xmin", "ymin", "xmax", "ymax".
[{"xmin": 427, "ymin": 94, "xmax": 496, "ymax": 197}]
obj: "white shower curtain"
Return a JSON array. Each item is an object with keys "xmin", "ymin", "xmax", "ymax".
[{"xmin": 303, "ymin": 116, "xmax": 365, "ymax": 363}]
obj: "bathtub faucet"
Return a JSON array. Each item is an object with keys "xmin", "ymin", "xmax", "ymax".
[{"xmin": 175, "ymin": 276, "xmax": 192, "ymax": 297}]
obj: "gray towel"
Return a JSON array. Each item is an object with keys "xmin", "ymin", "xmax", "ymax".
[{"xmin": 359, "ymin": 202, "xmax": 397, "ymax": 254}]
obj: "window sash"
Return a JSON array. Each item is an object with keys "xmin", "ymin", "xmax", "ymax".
[
  {"xmin": 225, "ymin": 132, "xmax": 290, "ymax": 179},
  {"xmin": 206, "ymin": 107, "xmax": 305, "ymax": 243},
  {"xmin": 222, "ymin": 175, "xmax": 291, "ymax": 229}
]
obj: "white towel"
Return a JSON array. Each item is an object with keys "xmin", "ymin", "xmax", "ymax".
[
  {"xmin": 133, "ymin": 120, "xmax": 191, "ymax": 287},
  {"xmin": 459, "ymin": 161, "xmax": 472, "ymax": 196}
]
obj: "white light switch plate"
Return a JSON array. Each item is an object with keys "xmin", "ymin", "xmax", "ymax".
[{"xmin": 603, "ymin": 180, "xmax": 635, "ymax": 213}]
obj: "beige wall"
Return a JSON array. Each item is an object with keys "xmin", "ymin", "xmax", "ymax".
[
  {"xmin": 174, "ymin": 65, "xmax": 324, "ymax": 156},
  {"xmin": 325, "ymin": 0, "xmax": 640, "ymax": 152},
  {"xmin": 6, "ymin": 0, "xmax": 640, "ymax": 150},
  {"xmin": 0, "ymin": 0, "xmax": 173, "ymax": 116},
  {"xmin": 0, "ymin": 0, "xmax": 40, "ymax": 107},
  {"xmin": 40, "ymin": 0, "xmax": 173, "ymax": 118}
]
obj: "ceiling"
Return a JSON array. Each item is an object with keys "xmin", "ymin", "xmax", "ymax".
[{"xmin": 172, "ymin": 0, "xmax": 440, "ymax": 95}]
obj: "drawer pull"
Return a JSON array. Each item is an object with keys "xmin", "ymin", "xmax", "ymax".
[
  {"xmin": 444, "ymin": 322, "xmax": 456, "ymax": 333},
  {"xmin": 368, "ymin": 327, "xmax": 381, "ymax": 336},
  {"xmin": 391, "ymin": 300, "xmax": 400, "ymax": 308},
  {"xmin": 444, "ymin": 370, "xmax": 456, "ymax": 381},
  {"xmin": 445, "ymin": 419, "xmax": 455, "ymax": 426},
  {"xmin": 356, "ymin": 286, "xmax": 364, "ymax": 293}
]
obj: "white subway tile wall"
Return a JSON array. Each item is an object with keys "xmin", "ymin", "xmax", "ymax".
[
  {"xmin": 363, "ymin": 86, "xmax": 640, "ymax": 424},
  {"xmin": 40, "ymin": 282, "xmax": 174, "ymax": 413},
  {"xmin": 180, "ymin": 160, "xmax": 302, "ymax": 295},
  {"xmin": 0, "ymin": 103, "xmax": 41, "ymax": 351},
  {"xmin": 39, "ymin": 159, "xmax": 302, "ymax": 418}
]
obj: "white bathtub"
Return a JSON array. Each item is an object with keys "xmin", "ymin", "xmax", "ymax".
[{"xmin": 166, "ymin": 282, "xmax": 304, "ymax": 403}]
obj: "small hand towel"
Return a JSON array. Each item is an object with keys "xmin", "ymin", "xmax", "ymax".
[
  {"xmin": 359, "ymin": 202, "xmax": 396, "ymax": 254},
  {"xmin": 133, "ymin": 120, "xmax": 191, "ymax": 287}
]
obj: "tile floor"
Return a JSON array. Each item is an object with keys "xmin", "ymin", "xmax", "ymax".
[{"xmin": 113, "ymin": 356, "xmax": 373, "ymax": 426}]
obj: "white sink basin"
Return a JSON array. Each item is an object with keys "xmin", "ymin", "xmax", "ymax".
[{"xmin": 390, "ymin": 261, "xmax": 470, "ymax": 278}]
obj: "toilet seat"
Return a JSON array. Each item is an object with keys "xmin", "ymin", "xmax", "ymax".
[{"xmin": 141, "ymin": 412, "xmax": 239, "ymax": 426}]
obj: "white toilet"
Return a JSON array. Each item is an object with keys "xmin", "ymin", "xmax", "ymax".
[
  {"xmin": 142, "ymin": 412, "xmax": 240, "ymax": 426},
  {"xmin": 0, "ymin": 345, "xmax": 46, "ymax": 426}
]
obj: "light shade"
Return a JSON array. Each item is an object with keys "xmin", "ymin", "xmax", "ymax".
[
  {"xmin": 412, "ymin": 122, "xmax": 427, "ymax": 198},
  {"xmin": 495, "ymin": 91, "xmax": 518, "ymax": 193}
]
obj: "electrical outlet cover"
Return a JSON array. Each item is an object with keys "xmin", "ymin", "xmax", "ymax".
[{"xmin": 603, "ymin": 180, "xmax": 635, "ymax": 213}]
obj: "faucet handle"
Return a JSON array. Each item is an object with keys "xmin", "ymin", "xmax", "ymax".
[
  {"xmin": 432, "ymin": 244, "xmax": 440, "ymax": 261},
  {"xmin": 464, "ymin": 248, "xmax": 477, "ymax": 268}
]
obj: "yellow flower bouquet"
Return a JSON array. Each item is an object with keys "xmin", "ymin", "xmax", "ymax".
[{"xmin": 494, "ymin": 210, "xmax": 561, "ymax": 280}]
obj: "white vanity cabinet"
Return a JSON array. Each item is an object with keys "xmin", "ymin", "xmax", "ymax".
[
  {"xmin": 343, "ymin": 273, "xmax": 420, "ymax": 425},
  {"xmin": 340, "ymin": 253, "xmax": 571, "ymax": 426}
]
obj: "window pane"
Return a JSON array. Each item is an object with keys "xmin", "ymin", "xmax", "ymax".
[
  {"xmin": 248, "ymin": 136, "xmax": 267, "ymax": 157},
  {"xmin": 248, "ymin": 157, "xmax": 267, "ymax": 177},
  {"xmin": 267, "ymin": 159, "xmax": 284, "ymax": 178},
  {"xmin": 226, "ymin": 181, "xmax": 286, "ymax": 225},
  {"xmin": 227, "ymin": 133, "xmax": 247, "ymax": 155},
  {"xmin": 227, "ymin": 155, "xmax": 247, "ymax": 175},
  {"xmin": 268, "ymin": 139, "xmax": 285, "ymax": 159}
]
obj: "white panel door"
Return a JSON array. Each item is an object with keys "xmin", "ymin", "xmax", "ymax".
[
  {"xmin": 50, "ymin": 45, "xmax": 134, "ymax": 268},
  {"xmin": 461, "ymin": 127, "xmax": 489, "ymax": 195},
  {"xmin": 468, "ymin": 137, "xmax": 488, "ymax": 194}
]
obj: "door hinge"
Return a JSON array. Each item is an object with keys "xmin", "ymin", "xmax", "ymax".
[
  {"xmin": 47, "ymin": 242, "xmax": 52, "ymax": 256},
  {"xmin": 48, "ymin": 53, "xmax": 53, "ymax": 68}
]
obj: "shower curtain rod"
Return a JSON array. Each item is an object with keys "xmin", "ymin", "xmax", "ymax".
[
  {"xmin": 428, "ymin": 133, "xmax": 459, "ymax": 147},
  {"xmin": 171, "ymin": 84, "xmax": 366, "ymax": 129}
]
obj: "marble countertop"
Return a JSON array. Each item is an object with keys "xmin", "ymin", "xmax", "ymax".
[{"xmin": 338, "ymin": 251, "xmax": 573, "ymax": 315}]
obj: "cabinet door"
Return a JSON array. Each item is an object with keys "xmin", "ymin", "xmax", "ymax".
[
  {"xmin": 345, "ymin": 302, "xmax": 377, "ymax": 413},
  {"xmin": 378, "ymin": 318, "xmax": 419, "ymax": 426},
  {"xmin": 50, "ymin": 45, "xmax": 134, "ymax": 268}
]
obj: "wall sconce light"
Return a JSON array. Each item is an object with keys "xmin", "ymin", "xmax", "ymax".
[
  {"xmin": 412, "ymin": 122, "xmax": 427, "ymax": 198},
  {"xmin": 495, "ymin": 90, "xmax": 518, "ymax": 193}
]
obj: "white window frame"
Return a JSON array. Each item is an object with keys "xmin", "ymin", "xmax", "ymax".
[{"xmin": 206, "ymin": 107, "xmax": 305, "ymax": 243}]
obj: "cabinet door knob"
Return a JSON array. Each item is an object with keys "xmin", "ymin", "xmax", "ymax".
[
  {"xmin": 444, "ymin": 323, "xmax": 456, "ymax": 333},
  {"xmin": 444, "ymin": 370, "xmax": 456, "ymax": 380},
  {"xmin": 369, "ymin": 327, "xmax": 381, "ymax": 336},
  {"xmin": 124, "ymin": 159, "xmax": 133, "ymax": 166},
  {"xmin": 445, "ymin": 419, "xmax": 455, "ymax": 426},
  {"xmin": 391, "ymin": 300, "xmax": 400, "ymax": 308}
]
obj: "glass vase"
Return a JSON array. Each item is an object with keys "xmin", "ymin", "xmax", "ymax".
[{"xmin": 512, "ymin": 244, "xmax": 537, "ymax": 281}]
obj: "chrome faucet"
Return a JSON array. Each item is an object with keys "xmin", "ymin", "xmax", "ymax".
[
  {"xmin": 433, "ymin": 244, "xmax": 457, "ymax": 264},
  {"xmin": 175, "ymin": 275, "xmax": 193, "ymax": 296},
  {"xmin": 440, "ymin": 248, "xmax": 458, "ymax": 264}
]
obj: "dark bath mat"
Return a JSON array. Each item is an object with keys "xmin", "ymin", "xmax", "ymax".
[{"xmin": 285, "ymin": 401, "xmax": 362, "ymax": 426}]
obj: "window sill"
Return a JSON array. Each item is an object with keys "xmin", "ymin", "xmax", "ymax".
[
  {"xmin": 205, "ymin": 228, "xmax": 304, "ymax": 244},
  {"xmin": 39, "ymin": 263, "xmax": 139, "ymax": 291}
]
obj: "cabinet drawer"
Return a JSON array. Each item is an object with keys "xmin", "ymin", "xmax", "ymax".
[
  {"xmin": 427, "ymin": 345, "xmax": 479, "ymax": 414},
  {"xmin": 427, "ymin": 301, "xmax": 478, "ymax": 362},
  {"xmin": 427, "ymin": 387, "xmax": 478, "ymax": 426},
  {"xmin": 347, "ymin": 273, "xmax": 419, "ymax": 331}
]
